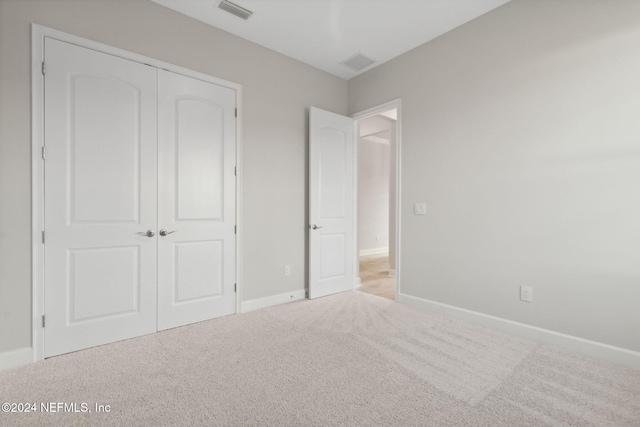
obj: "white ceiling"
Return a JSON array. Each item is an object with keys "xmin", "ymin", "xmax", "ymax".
[{"xmin": 151, "ymin": 0, "xmax": 510, "ymax": 80}]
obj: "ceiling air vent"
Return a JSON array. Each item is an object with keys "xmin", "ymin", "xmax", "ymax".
[
  {"xmin": 218, "ymin": 0, "xmax": 253, "ymax": 20},
  {"xmin": 340, "ymin": 53, "xmax": 375, "ymax": 72}
]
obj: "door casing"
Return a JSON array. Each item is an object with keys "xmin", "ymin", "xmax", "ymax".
[{"xmin": 31, "ymin": 24, "xmax": 244, "ymax": 362}]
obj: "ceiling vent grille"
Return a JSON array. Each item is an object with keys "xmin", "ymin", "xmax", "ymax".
[
  {"xmin": 218, "ymin": 0, "xmax": 253, "ymax": 20},
  {"xmin": 340, "ymin": 53, "xmax": 375, "ymax": 72}
]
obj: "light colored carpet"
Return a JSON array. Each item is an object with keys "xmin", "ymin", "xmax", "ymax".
[
  {"xmin": 358, "ymin": 254, "xmax": 396, "ymax": 300},
  {"xmin": 1, "ymin": 291, "xmax": 639, "ymax": 426}
]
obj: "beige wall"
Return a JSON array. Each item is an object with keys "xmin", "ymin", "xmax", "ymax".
[
  {"xmin": 349, "ymin": 0, "xmax": 640, "ymax": 352},
  {"xmin": 0, "ymin": 0, "xmax": 347, "ymax": 354}
]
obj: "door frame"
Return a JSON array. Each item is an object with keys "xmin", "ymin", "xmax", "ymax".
[
  {"xmin": 31, "ymin": 24, "xmax": 243, "ymax": 362},
  {"xmin": 351, "ymin": 99, "xmax": 402, "ymax": 300}
]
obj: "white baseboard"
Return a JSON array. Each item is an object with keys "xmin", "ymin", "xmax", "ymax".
[
  {"xmin": 355, "ymin": 277, "xmax": 362, "ymax": 288},
  {"xmin": 0, "ymin": 347, "xmax": 33, "ymax": 371},
  {"xmin": 359, "ymin": 247, "xmax": 389, "ymax": 256},
  {"xmin": 241, "ymin": 289, "xmax": 306, "ymax": 314},
  {"xmin": 399, "ymin": 293, "xmax": 640, "ymax": 369},
  {"xmin": 388, "ymin": 269, "xmax": 396, "ymax": 277}
]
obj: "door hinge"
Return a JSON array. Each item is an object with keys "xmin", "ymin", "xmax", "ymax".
[
  {"xmin": 41, "ymin": 146, "xmax": 46, "ymax": 160},
  {"xmin": 42, "ymin": 62, "xmax": 46, "ymax": 75},
  {"xmin": 42, "ymin": 315, "xmax": 45, "ymax": 328},
  {"xmin": 234, "ymin": 108, "xmax": 237, "ymax": 118},
  {"xmin": 42, "ymin": 231, "xmax": 45, "ymax": 244},
  {"xmin": 234, "ymin": 225, "xmax": 237, "ymax": 234},
  {"xmin": 234, "ymin": 166, "xmax": 237, "ymax": 176},
  {"xmin": 234, "ymin": 283, "xmax": 237, "ymax": 293}
]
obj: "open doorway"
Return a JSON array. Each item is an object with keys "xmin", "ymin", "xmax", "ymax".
[{"xmin": 353, "ymin": 102, "xmax": 399, "ymax": 301}]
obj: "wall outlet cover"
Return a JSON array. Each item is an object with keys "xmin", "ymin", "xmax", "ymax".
[
  {"xmin": 414, "ymin": 203, "xmax": 427, "ymax": 215},
  {"xmin": 520, "ymin": 285, "xmax": 533, "ymax": 302}
]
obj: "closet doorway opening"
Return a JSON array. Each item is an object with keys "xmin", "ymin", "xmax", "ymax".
[{"xmin": 353, "ymin": 101, "xmax": 400, "ymax": 301}]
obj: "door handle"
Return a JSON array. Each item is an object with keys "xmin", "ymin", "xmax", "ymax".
[
  {"xmin": 137, "ymin": 230, "xmax": 155, "ymax": 237},
  {"xmin": 311, "ymin": 224, "xmax": 323, "ymax": 230},
  {"xmin": 159, "ymin": 229, "xmax": 177, "ymax": 237}
]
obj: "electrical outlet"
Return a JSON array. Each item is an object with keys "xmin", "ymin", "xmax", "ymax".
[
  {"xmin": 414, "ymin": 203, "xmax": 427, "ymax": 215},
  {"xmin": 520, "ymin": 285, "xmax": 533, "ymax": 302},
  {"xmin": 284, "ymin": 265, "xmax": 291, "ymax": 276}
]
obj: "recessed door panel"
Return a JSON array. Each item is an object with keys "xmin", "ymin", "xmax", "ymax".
[
  {"xmin": 174, "ymin": 240, "xmax": 223, "ymax": 302},
  {"xmin": 319, "ymin": 234, "xmax": 346, "ymax": 280},
  {"xmin": 71, "ymin": 76, "xmax": 141, "ymax": 223},
  {"xmin": 176, "ymin": 98, "xmax": 224, "ymax": 221},
  {"xmin": 44, "ymin": 38, "xmax": 157, "ymax": 357},
  {"xmin": 319, "ymin": 128, "xmax": 347, "ymax": 219},
  {"xmin": 69, "ymin": 247, "xmax": 139, "ymax": 322}
]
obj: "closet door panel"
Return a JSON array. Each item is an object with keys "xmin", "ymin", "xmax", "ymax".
[
  {"xmin": 43, "ymin": 38, "xmax": 158, "ymax": 357},
  {"xmin": 157, "ymin": 70, "xmax": 236, "ymax": 330}
]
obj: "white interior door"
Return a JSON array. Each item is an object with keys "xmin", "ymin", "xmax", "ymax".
[
  {"xmin": 308, "ymin": 107, "xmax": 355, "ymax": 299},
  {"xmin": 43, "ymin": 38, "xmax": 238, "ymax": 356},
  {"xmin": 157, "ymin": 70, "xmax": 237, "ymax": 330},
  {"xmin": 44, "ymin": 38, "xmax": 158, "ymax": 357}
]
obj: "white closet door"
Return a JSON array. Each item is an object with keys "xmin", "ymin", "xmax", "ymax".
[
  {"xmin": 43, "ymin": 38, "xmax": 158, "ymax": 357},
  {"xmin": 157, "ymin": 70, "xmax": 236, "ymax": 330}
]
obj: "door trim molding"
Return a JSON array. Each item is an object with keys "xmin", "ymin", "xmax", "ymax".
[
  {"xmin": 31, "ymin": 24, "xmax": 243, "ymax": 362},
  {"xmin": 351, "ymin": 99, "xmax": 402, "ymax": 301}
]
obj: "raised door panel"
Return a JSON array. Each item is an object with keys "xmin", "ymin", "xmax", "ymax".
[
  {"xmin": 68, "ymin": 247, "xmax": 140, "ymax": 321},
  {"xmin": 319, "ymin": 233, "xmax": 347, "ymax": 280},
  {"xmin": 175, "ymin": 99, "xmax": 224, "ymax": 221},
  {"xmin": 70, "ymin": 76, "xmax": 141, "ymax": 223},
  {"xmin": 319, "ymin": 128, "xmax": 348, "ymax": 219},
  {"xmin": 174, "ymin": 241, "xmax": 223, "ymax": 302}
]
